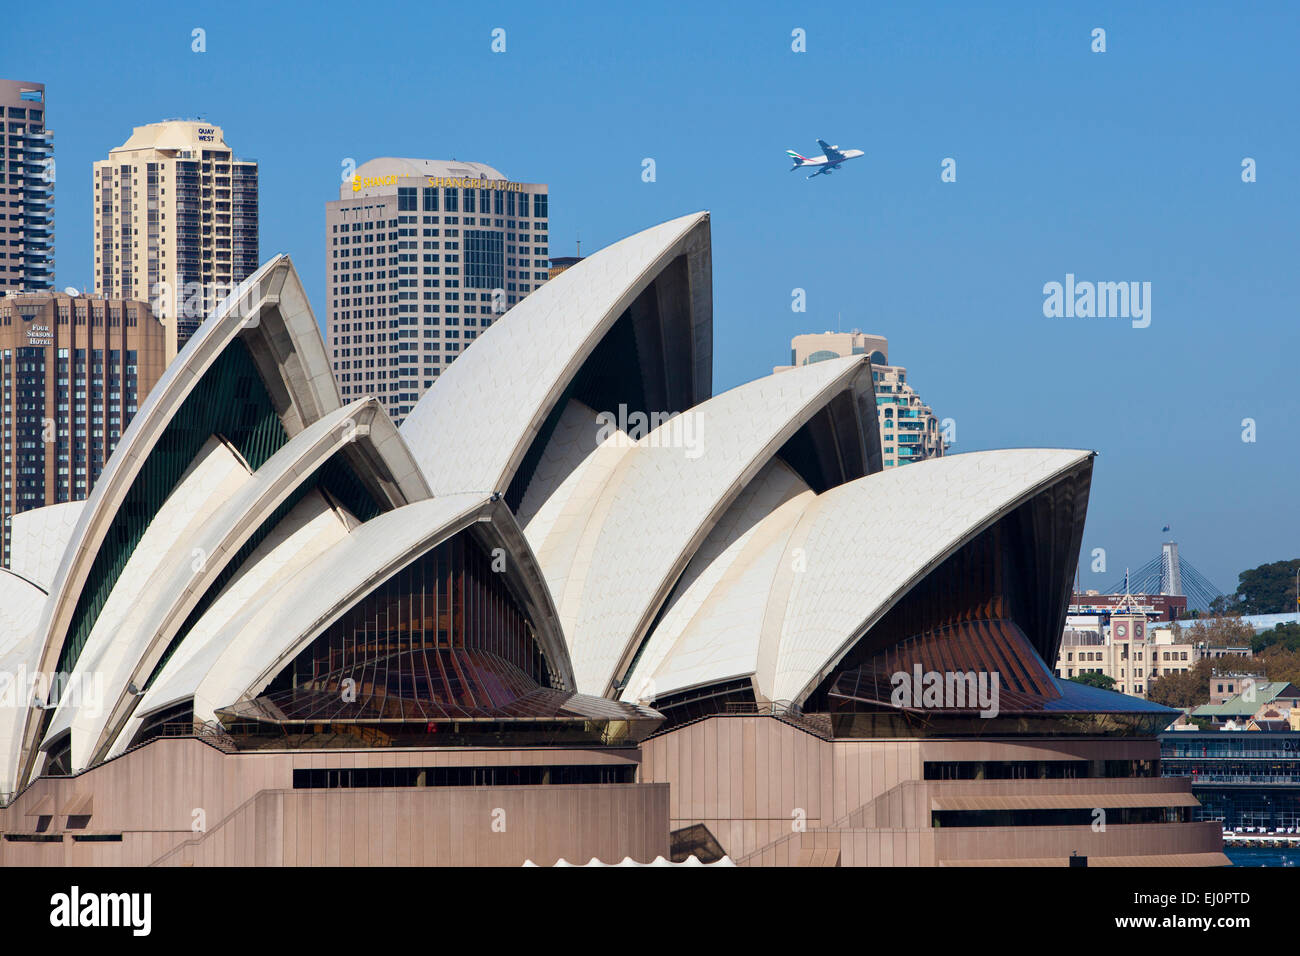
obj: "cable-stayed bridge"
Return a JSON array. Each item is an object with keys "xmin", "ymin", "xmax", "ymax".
[{"xmin": 1102, "ymin": 541, "xmax": 1223, "ymax": 613}]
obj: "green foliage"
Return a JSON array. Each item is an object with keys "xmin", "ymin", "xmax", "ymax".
[
  {"xmin": 1175, "ymin": 616, "xmax": 1255, "ymax": 648},
  {"xmin": 1259, "ymin": 647, "xmax": 1300, "ymax": 688},
  {"xmin": 1254, "ymin": 622, "xmax": 1300, "ymax": 655},
  {"xmin": 1147, "ymin": 660, "xmax": 1212, "ymax": 709},
  {"xmin": 1067, "ymin": 671, "xmax": 1116, "ymax": 690},
  {"xmin": 1209, "ymin": 595, "xmax": 1239, "ymax": 616},
  {"xmin": 1231, "ymin": 559, "xmax": 1300, "ymax": 615}
]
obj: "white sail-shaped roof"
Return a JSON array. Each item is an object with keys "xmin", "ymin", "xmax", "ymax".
[
  {"xmin": 0, "ymin": 211, "xmax": 1101, "ymax": 799},
  {"xmin": 767, "ymin": 448, "xmax": 1092, "ymax": 704},
  {"xmin": 41, "ymin": 436, "xmax": 252, "ymax": 769},
  {"xmin": 60, "ymin": 399, "xmax": 428, "ymax": 770},
  {"xmin": 18, "ymin": 255, "xmax": 338, "ymax": 789},
  {"xmin": 620, "ymin": 458, "xmax": 814, "ymax": 702},
  {"xmin": 517, "ymin": 399, "xmax": 636, "ymax": 629},
  {"xmin": 620, "ymin": 449, "xmax": 1092, "ymax": 708},
  {"xmin": 0, "ymin": 570, "xmax": 48, "ymax": 795},
  {"xmin": 107, "ymin": 489, "xmax": 356, "ymax": 758},
  {"xmin": 172, "ymin": 495, "xmax": 573, "ymax": 723},
  {"xmin": 556, "ymin": 355, "xmax": 873, "ymax": 696},
  {"xmin": 185, "ymin": 494, "xmax": 492, "ymax": 722},
  {"xmin": 7, "ymin": 502, "xmax": 85, "ymax": 591},
  {"xmin": 399, "ymin": 211, "xmax": 712, "ymax": 496}
]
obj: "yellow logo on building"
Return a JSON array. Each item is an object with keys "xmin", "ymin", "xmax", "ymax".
[
  {"xmin": 352, "ymin": 174, "xmax": 401, "ymax": 192},
  {"xmin": 349, "ymin": 173, "xmax": 528, "ymax": 193},
  {"xmin": 425, "ymin": 176, "xmax": 525, "ymax": 192}
]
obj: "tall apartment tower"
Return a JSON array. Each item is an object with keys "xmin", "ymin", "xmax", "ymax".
[
  {"xmin": 93, "ymin": 120, "xmax": 258, "ymax": 360},
  {"xmin": 776, "ymin": 331, "xmax": 946, "ymax": 468},
  {"xmin": 0, "ymin": 291, "xmax": 166, "ymax": 566},
  {"xmin": 0, "ymin": 80, "xmax": 55, "ymax": 293},
  {"xmin": 327, "ymin": 158, "xmax": 549, "ymax": 424}
]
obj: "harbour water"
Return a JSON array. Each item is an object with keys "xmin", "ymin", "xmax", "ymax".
[{"xmin": 1226, "ymin": 846, "xmax": 1300, "ymax": 867}]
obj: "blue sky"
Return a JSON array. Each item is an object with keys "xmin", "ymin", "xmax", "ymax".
[{"xmin": 4, "ymin": 0, "xmax": 1297, "ymax": 594}]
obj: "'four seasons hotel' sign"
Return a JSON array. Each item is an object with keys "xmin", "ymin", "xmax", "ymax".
[
  {"xmin": 19, "ymin": 309, "xmax": 52, "ymax": 347},
  {"xmin": 25, "ymin": 324, "xmax": 53, "ymax": 346}
]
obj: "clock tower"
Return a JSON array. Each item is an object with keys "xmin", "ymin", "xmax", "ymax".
[{"xmin": 1111, "ymin": 613, "xmax": 1146, "ymax": 643}]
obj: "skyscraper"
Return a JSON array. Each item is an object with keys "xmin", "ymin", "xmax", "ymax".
[
  {"xmin": 776, "ymin": 331, "xmax": 946, "ymax": 468},
  {"xmin": 0, "ymin": 291, "xmax": 166, "ymax": 566},
  {"xmin": 326, "ymin": 158, "xmax": 549, "ymax": 423},
  {"xmin": 93, "ymin": 120, "xmax": 258, "ymax": 359},
  {"xmin": 0, "ymin": 80, "xmax": 55, "ymax": 293}
]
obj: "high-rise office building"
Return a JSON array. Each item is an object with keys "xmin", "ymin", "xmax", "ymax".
[
  {"xmin": 93, "ymin": 120, "xmax": 258, "ymax": 359},
  {"xmin": 0, "ymin": 80, "xmax": 55, "ymax": 293},
  {"xmin": 327, "ymin": 158, "xmax": 549, "ymax": 423},
  {"xmin": 777, "ymin": 331, "xmax": 945, "ymax": 468},
  {"xmin": 0, "ymin": 291, "xmax": 166, "ymax": 565}
]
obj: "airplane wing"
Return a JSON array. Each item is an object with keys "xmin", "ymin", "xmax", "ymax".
[{"xmin": 816, "ymin": 139, "xmax": 846, "ymax": 162}]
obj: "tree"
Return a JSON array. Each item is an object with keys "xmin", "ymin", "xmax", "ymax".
[
  {"xmin": 1259, "ymin": 647, "xmax": 1300, "ymax": 687},
  {"xmin": 1067, "ymin": 671, "xmax": 1115, "ymax": 690},
  {"xmin": 1208, "ymin": 595, "xmax": 1240, "ymax": 616},
  {"xmin": 1146, "ymin": 663, "xmax": 1208, "ymax": 709},
  {"xmin": 1174, "ymin": 616, "xmax": 1255, "ymax": 648},
  {"xmin": 1231, "ymin": 559, "xmax": 1300, "ymax": 615},
  {"xmin": 1254, "ymin": 622, "xmax": 1300, "ymax": 655},
  {"xmin": 1147, "ymin": 655, "xmax": 1263, "ymax": 709}
]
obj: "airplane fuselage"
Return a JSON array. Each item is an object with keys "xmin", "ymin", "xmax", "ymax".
[
  {"xmin": 787, "ymin": 141, "xmax": 865, "ymax": 178},
  {"xmin": 797, "ymin": 149, "xmax": 864, "ymax": 168}
]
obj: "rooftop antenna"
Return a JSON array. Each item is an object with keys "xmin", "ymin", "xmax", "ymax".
[
  {"xmin": 1116, "ymin": 569, "xmax": 1151, "ymax": 617},
  {"xmin": 576, "ymin": 234, "xmax": 581, "ymax": 257}
]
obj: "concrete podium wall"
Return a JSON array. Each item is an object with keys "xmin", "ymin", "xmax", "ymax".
[{"xmin": 0, "ymin": 738, "xmax": 666, "ymax": 866}]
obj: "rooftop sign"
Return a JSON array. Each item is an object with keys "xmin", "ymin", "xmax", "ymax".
[{"xmin": 351, "ymin": 174, "xmax": 528, "ymax": 193}]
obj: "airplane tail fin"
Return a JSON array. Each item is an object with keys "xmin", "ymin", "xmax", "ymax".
[{"xmin": 786, "ymin": 149, "xmax": 809, "ymax": 166}]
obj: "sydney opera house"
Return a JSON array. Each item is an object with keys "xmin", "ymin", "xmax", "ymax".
[{"xmin": 0, "ymin": 212, "xmax": 1225, "ymax": 866}]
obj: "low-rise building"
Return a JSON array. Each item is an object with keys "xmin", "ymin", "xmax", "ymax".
[
  {"xmin": 1056, "ymin": 607, "xmax": 1257, "ymax": 700},
  {"xmin": 1071, "ymin": 588, "xmax": 1187, "ymax": 622},
  {"xmin": 1209, "ymin": 672, "xmax": 1261, "ymax": 705},
  {"xmin": 1056, "ymin": 611, "xmax": 1198, "ymax": 697},
  {"xmin": 1191, "ymin": 682, "xmax": 1300, "ymax": 729},
  {"xmin": 1162, "ymin": 729, "xmax": 1300, "ymax": 830}
]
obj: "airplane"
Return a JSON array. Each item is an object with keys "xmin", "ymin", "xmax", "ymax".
[{"xmin": 787, "ymin": 139, "xmax": 865, "ymax": 179}]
